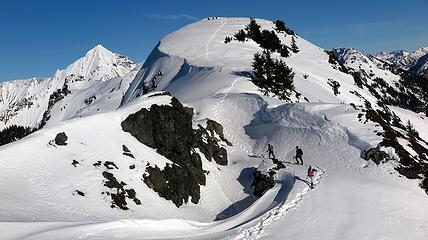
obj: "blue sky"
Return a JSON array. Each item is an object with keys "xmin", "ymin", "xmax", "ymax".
[{"xmin": 1, "ymin": 0, "xmax": 427, "ymax": 81}]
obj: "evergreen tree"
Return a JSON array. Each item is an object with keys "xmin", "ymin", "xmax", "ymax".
[
  {"xmin": 406, "ymin": 120, "xmax": 419, "ymax": 139},
  {"xmin": 234, "ymin": 29, "xmax": 246, "ymax": 42},
  {"xmin": 252, "ymin": 50, "xmax": 295, "ymax": 100},
  {"xmin": 224, "ymin": 36, "xmax": 232, "ymax": 44},
  {"xmin": 0, "ymin": 125, "xmax": 34, "ymax": 146},
  {"xmin": 252, "ymin": 52, "xmax": 268, "ymax": 95},
  {"xmin": 291, "ymin": 36, "xmax": 299, "ymax": 53},
  {"xmin": 260, "ymin": 30, "xmax": 281, "ymax": 51},
  {"xmin": 352, "ymin": 71, "xmax": 365, "ymax": 88},
  {"xmin": 271, "ymin": 59, "xmax": 295, "ymax": 100},
  {"xmin": 279, "ymin": 45, "xmax": 290, "ymax": 58},
  {"xmin": 275, "ymin": 20, "xmax": 287, "ymax": 32},
  {"xmin": 328, "ymin": 79, "xmax": 341, "ymax": 95},
  {"xmin": 245, "ymin": 18, "xmax": 262, "ymax": 43}
]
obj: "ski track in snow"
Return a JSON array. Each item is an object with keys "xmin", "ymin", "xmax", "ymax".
[
  {"xmin": 211, "ymin": 75, "xmax": 329, "ymax": 240},
  {"xmin": 205, "ymin": 19, "xmax": 226, "ymax": 62},
  {"xmin": 212, "ymin": 76, "xmax": 250, "ymax": 154},
  {"xmin": 232, "ymin": 167, "xmax": 327, "ymax": 240}
]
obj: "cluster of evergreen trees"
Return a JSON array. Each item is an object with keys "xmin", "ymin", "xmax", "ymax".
[
  {"xmin": 228, "ymin": 18, "xmax": 299, "ymax": 57},
  {"xmin": 328, "ymin": 79, "xmax": 341, "ymax": 95},
  {"xmin": 0, "ymin": 125, "xmax": 34, "ymax": 146},
  {"xmin": 252, "ymin": 50, "xmax": 295, "ymax": 100},
  {"xmin": 274, "ymin": 20, "xmax": 296, "ymax": 36},
  {"xmin": 225, "ymin": 19, "xmax": 301, "ymax": 100}
]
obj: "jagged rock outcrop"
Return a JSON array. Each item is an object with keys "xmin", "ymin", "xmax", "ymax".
[
  {"xmin": 251, "ymin": 158, "xmax": 286, "ymax": 197},
  {"xmin": 252, "ymin": 170, "xmax": 276, "ymax": 197},
  {"xmin": 195, "ymin": 122, "xmax": 230, "ymax": 166},
  {"xmin": 121, "ymin": 96, "xmax": 230, "ymax": 207},
  {"xmin": 40, "ymin": 84, "xmax": 71, "ymax": 127}
]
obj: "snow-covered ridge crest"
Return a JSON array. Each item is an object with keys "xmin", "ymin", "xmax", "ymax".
[{"xmin": 122, "ymin": 17, "xmax": 363, "ymax": 105}]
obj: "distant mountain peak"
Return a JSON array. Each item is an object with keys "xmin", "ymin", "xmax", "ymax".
[
  {"xmin": 53, "ymin": 45, "xmax": 137, "ymax": 86},
  {"xmin": 85, "ymin": 44, "xmax": 115, "ymax": 59},
  {"xmin": 375, "ymin": 46, "xmax": 428, "ymax": 76}
]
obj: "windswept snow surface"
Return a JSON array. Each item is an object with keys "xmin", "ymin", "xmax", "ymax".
[{"xmin": 1, "ymin": 18, "xmax": 427, "ymax": 239}]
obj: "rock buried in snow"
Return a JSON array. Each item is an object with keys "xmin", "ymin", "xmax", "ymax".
[
  {"xmin": 54, "ymin": 132, "xmax": 68, "ymax": 146},
  {"xmin": 122, "ymin": 144, "xmax": 135, "ymax": 158},
  {"xmin": 75, "ymin": 190, "xmax": 85, "ymax": 196},
  {"xmin": 104, "ymin": 161, "xmax": 118, "ymax": 169},
  {"xmin": 71, "ymin": 160, "xmax": 79, "ymax": 167},
  {"xmin": 102, "ymin": 171, "xmax": 141, "ymax": 210},
  {"xmin": 364, "ymin": 147, "xmax": 388, "ymax": 164}
]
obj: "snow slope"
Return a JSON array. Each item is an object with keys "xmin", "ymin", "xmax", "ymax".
[
  {"xmin": 0, "ymin": 77, "xmax": 53, "ymax": 129},
  {"xmin": 0, "ymin": 45, "xmax": 137, "ymax": 130},
  {"xmin": 1, "ymin": 17, "xmax": 427, "ymax": 240},
  {"xmin": 2, "ymin": 94, "xmax": 426, "ymax": 240}
]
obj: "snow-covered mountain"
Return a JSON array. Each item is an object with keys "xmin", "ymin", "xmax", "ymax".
[
  {"xmin": 0, "ymin": 45, "xmax": 138, "ymax": 131},
  {"xmin": 375, "ymin": 49, "xmax": 411, "ymax": 67},
  {"xmin": 1, "ymin": 18, "xmax": 427, "ymax": 240},
  {"xmin": 376, "ymin": 46, "xmax": 428, "ymax": 77}
]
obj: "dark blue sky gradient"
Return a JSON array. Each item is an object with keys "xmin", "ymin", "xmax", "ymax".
[{"xmin": 1, "ymin": 0, "xmax": 427, "ymax": 81}]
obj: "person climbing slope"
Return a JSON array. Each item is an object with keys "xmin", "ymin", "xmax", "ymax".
[
  {"xmin": 295, "ymin": 146, "xmax": 303, "ymax": 165},
  {"xmin": 267, "ymin": 143, "xmax": 275, "ymax": 159},
  {"xmin": 307, "ymin": 166, "xmax": 317, "ymax": 189}
]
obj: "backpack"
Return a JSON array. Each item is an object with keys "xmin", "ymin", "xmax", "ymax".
[{"xmin": 307, "ymin": 168, "xmax": 316, "ymax": 177}]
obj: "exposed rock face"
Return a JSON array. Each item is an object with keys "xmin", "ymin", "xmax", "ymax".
[
  {"xmin": 252, "ymin": 170, "xmax": 275, "ymax": 197},
  {"xmin": 364, "ymin": 147, "xmax": 388, "ymax": 164},
  {"xmin": 54, "ymin": 132, "xmax": 68, "ymax": 146},
  {"xmin": 205, "ymin": 119, "xmax": 232, "ymax": 146},
  {"xmin": 251, "ymin": 158, "xmax": 285, "ymax": 197},
  {"xmin": 121, "ymin": 96, "xmax": 230, "ymax": 207},
  {"xmin": 40, "ymin": 84, "xmax": 71, "ymax": 127},
  {"xmin": 195, "ymin": 123, "xmax": 229, "ymax": 166}
]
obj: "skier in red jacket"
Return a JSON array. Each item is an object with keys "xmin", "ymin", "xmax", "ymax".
[{"xmin": 307, "ymin": 166, "xmax": 317, "ymax": 189}]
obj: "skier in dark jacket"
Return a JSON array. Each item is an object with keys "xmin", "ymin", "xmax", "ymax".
[
  {"xmin": 267, "ymin": 143, "xmax": 275, "ymax": 159},
  {"xmin": 307, "ymin": 166, "xmax": 317, "ymax": 188},
  {"xmin": 295, "ymin": 146, "xmax": 303, "ymax": 165}
]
